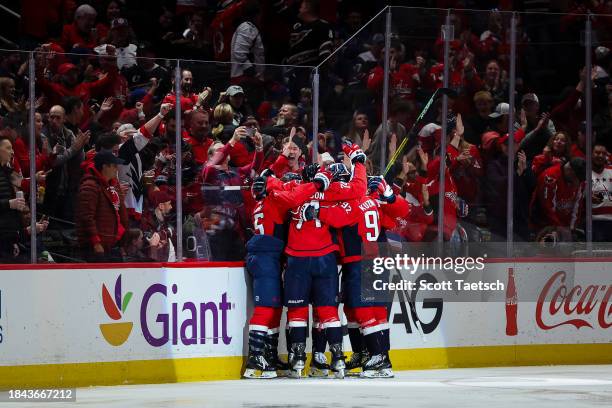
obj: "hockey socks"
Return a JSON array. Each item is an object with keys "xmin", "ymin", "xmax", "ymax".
[
  {"xmin": 287, "ymin": 306, "xmax": 309, "ymax": 345},
  {"xmin": 311, "ymin": 323, "xmax": 327, "ymax": 353}
]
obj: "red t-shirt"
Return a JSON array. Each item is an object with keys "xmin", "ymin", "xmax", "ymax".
[
  {"xmin": 162, "ymin": 92, "xmax": 200, "ymax": 113},
  {"xmin": 37, "ymin": 68, "xmax": 118, "ymax": 128},
  {"xmin": 367, "ymin": 64, "xmax": 420, "ymax": 101},
  {"xmin": 61, "ymin": 22, "xmax": 101, "ymax": 50},
  {"xmin": 182, "ymin": 131, "xmax": 213, "ymax": 165}
]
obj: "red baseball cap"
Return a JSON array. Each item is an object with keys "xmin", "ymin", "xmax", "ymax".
[{"xmin": 497, "ymin": 131, "xmax": 525, "ymax": 146}]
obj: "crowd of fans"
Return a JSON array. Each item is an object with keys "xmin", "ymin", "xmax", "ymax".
[{"xmin": 1, "ymin": 0, "xmax": 612, "ymax": 263}]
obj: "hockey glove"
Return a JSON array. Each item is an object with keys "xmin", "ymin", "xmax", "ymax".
[
  {"xmin": 251, "ymin": 176, "xmax": 267, "ymax": 200},
  {"xmin": 342, "ymin": 139, "xmax": 366, "ymax": 164},
  {"xmin": 302, "ymin": 163, "xmax": 320, "ymax": 182},
  {"xmin": 369, "ymin": 176, "xmax": 396, "ymax": 203},
  {"xmin": 313, "ymin": 170, "xmax": 332, "ymax": 192}
]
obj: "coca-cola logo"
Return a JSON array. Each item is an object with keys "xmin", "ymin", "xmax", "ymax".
[{"xmin": 536, "ymin": 271, "xmax": 611, "ymax": 330}]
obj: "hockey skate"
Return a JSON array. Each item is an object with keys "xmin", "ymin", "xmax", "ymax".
[
  {"xmin": 345, "ymin": 350, "xmax": 370, "ymax": 372},
  {"xmin": 265, "ymin": 336, "xmax": 290, "ymax": 377},
  {"xmin": 243, "ymin": 353, "xmax": 277, "ymax": 379},
  {"xmin": 360, "ymin": 354, "xmax": 394, "ymax": 378},
  {"xmin": 266, "ymin": 352, "xmax": 290, "ymax": 378},
  {"xmin": 329, "ymin": 344, "xmax": 346, "ymax": 379},
  {"xmin": 288, "ymin": 343, "xmax": 306, "ymax": 378},
  {"xmin": 308, "ymin": 352, "xmax": 330, "ymax": 377}
]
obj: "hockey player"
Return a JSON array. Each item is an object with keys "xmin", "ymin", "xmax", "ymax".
[
  {"xmin": 300, "ymin": 170, "xmax": 409, "ymax": 378},
  {"xmin": 307, "ymin": 162, "xmax": 353, "ymax": 378},
  {"xmin": 243, "ymin": 172, "xmax": 326, "ymax": 379},
  {"xmin": 284, "ymin": 141, "xmax": 367, "ymax": 378},
  {"xmin": 264, "ymin": 166, "xmax": 333, "ymax": 378},
  {"xmin": 366, "ymin": 176, "xmax": 411, "ymax": 374}
]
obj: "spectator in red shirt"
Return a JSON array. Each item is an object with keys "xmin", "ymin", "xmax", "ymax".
[
  {"xmin": 570, "ymin": 121, "xmax": 587, "ymax": 159},
  {"xmin": 162, "ymin": 69, "xmax": 211, "ymax": 116},
  {"xmin": 61, "ymin": 4, "xmax": 101, "ymax": 51},
  {"xmin": 211, "ymin": 0, "xmax": 247, "ymax": 62},
  {"xmin": 426, "ymin": 48, "xmax": 483, "ymax": 115},
  {"xmin": 12, "ymin": 112, "xmax": 51, "ymax": 184},
  {"xmin": 20, "ymin": 0, "xmax": 75, "ymax": 45},
  {"xmin": 531, "ymin": 131, "xmax": 571, "ymax": 177},
  {"xmin": 182, "ymin": 110, "xmax": 212, "ymax": 165},
  {"xmin": 270, "ymin": 137, "xmax": 304, "ymax": 178},
  {"xmin": 393, "ymin": 152, "xmax": 435, "ymax": 242},
  {"xmin": 200, "ymin": 128, "xmax": 263, "ymax": 261},
  {"xmin": 367, "ymin": 40, "xmax": 424, "ymax": 103},
  {"xmin": 35, "ymin": 51, "xmax": 119, "ymax": 128},
  {"xmin": 446, "ymin": 114, "xmax": 484, "ymax": 208},
  {"xmin": 530, "ymin": 158, "xmax": 586, "ymax": 234}
]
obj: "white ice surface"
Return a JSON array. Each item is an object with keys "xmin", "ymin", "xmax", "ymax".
[{"xmin": 10, "ymin": 365, "xmax": 612, "ymax": 408}]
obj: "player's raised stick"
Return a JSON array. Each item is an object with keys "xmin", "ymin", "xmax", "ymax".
[{"xmin": 384, "ymin": 87, "xmax": 457, "ymax": 177}]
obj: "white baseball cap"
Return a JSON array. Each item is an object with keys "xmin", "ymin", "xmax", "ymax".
[
  {"xmin": 226, "ymin": 85, "xmax": 245, "ymax": 96},
  {"xmin": 489, "ymin": 102, "xmax": 510, "ymax": 119}
]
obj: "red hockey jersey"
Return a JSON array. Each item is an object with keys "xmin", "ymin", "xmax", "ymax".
[
  {"xmin": 318, "ymin": 193, "xmax": 409, "ymax": 263},
  {"xmin": 253, "ymin": 181, "xmax": 317, "ymax": 241},
  {"xmin": 284, "ymin": 162, "xmax": 367, "ymax": 257}
]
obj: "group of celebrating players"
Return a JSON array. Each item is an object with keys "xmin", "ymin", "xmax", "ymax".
[{"xmin": 243, "ymin": 140, "xmax": 409, "ymax": 379}]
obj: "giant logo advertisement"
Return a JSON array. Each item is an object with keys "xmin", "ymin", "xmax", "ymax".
[
  {"xmin": 100, "ymin": 275, "xmax": 134, "ymax": 346},
  {"xmin": 99, "ymin": 273, "xmax": 233, "ymax": 348}
]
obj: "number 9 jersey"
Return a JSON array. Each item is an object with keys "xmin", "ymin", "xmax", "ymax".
[{"xmin": 317, "ymin": 193, "xmax": 410, "ymax": 263}]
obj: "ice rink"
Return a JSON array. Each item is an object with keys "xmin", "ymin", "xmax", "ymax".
[{"xmin": 32, "ymin": 365, "xmax": 612, "ymax": 408}]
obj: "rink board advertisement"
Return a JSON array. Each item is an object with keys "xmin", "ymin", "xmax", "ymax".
[{"xmin": 0, "ymin": 260, "xmax": 610, "ymax": 388}]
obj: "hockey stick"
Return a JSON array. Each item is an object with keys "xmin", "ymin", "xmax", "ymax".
[
  {"xmin": 383, "ymin": 87, "xmax": 456, "ymax": 177},
  {"xmin": 202, "ymin": 185, "xmax": 251, "ymax": 191},
  {"xmin": 394, "ymin": 266, "xmax": 427, "ymax": 343}
]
